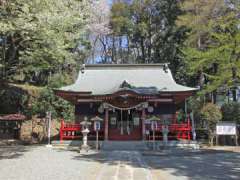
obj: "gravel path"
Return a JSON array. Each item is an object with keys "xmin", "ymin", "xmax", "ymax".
[
  {"xmin": 0, "ymin": 146, "xmax": 101, "ymax": 180},
  {"xmin": 143, "ymin": 150, "xmax": 240, "ymax": 180},
  {"xmin": 95, "ymin": 151, "xmax": 152, "ymax": 180},
  {"xmin": 0, "ymin": 145, "xmax": 240, "ymax": 180}
]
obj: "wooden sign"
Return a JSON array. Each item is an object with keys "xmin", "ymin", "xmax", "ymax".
[{"xmin": 216, "ymin": 122, "xmax": 237, "ymax": 135}]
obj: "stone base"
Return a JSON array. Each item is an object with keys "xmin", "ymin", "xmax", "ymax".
[
  {"xmin": 146, "ymin": 140, "xmax": 200, "ymax": 150},
  {"xmin": 52, "ymin": 140, "xmax": 200, "ymax": 151},
  {"xmin": 46, "ymin": 144, "xmax": 53, "ymax": 148},
  {"xmin": 80, "ymin": 144, "xmax": 90, "ymax": 153}
]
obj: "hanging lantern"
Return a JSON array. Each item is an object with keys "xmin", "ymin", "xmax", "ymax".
[
  {"xmin": 90, "ymin": 103, "xmax": 93, "ymax": 108},
  {"xmin": 147, "ymin": 106, "xmax": 154, "ymax": 113},
  {"xmin": 98, "ymin": 106, "xmax": 104, "ymax": 113}
]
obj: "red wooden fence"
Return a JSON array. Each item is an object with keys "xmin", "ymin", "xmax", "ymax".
[
  {"xmin": 60, "ymin": 120, "xmax": 82, "ymax": 141},
  {"xmin": 60, "ymin": 116, "xmax": 192, "ymax": 141},
  {"xmin": 145, "ymin": 116, "xmax": 192, "ymax": 140}
]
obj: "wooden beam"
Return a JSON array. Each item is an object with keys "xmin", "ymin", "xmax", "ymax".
[
  {"xmin": 77, "ymin": 99, "xmax": 102, "ymax": 103},
  {"xmin": 104, "ymin": 109, "xmax": 109, "ymax": 140},
  {"xmin": 148, "ymin": 99, "xmax": 173, "ymax": 103}
]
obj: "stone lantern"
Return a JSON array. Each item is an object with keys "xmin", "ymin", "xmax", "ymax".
[
  {"xmin": 162, "ymin": 125, "xmax": 169, "ymax": 146},
  {"xmin": 80, "ymin": 116, "xmax": 91, "ymax": 152},
  {"xmin": 148, "ymin": 115, "xmax": 161, "ymax": 150}
]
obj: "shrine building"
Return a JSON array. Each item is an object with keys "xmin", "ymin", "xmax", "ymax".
[{"xmin": 55, "ymin": 64, "xmax": 197, "ymax": 141}]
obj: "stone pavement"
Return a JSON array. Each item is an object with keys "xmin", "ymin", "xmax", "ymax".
[
  {"xmin": 0, "ymin": 145, "xmax": 240, "ymax": 180},
  {"xmin": 95, "ymin": 151, "xmax": 152, "ymax": 180},
  {"xmin": 202, "ymin": 146, "xmax": 240, "ymax": 153}
]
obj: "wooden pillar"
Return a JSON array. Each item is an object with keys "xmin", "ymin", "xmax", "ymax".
[
  {"xmin": 185, "ymin": 99, "xmax": 188, "ymax": 119},
  {"xmin": 236, "ymin": 135, "xmax": 239, "ymax": 146},
  {"xmin": 141, "ymin": 108, "xmax": 146, "ymax": 140},
  {"xmin": 190, "ymin": 111, "xmax": 196, "ymax": 141},
  {"xmin": 104, "ymin": 108, "xmax": 109, "ymax": 141},
  {"xmin": 216, "ymin": 135, "xmax": 219, "ymax": 146}
]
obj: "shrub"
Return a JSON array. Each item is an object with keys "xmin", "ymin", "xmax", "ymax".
[
  {"xmin": 200, "ymin": 103, "xmax": 222, "ymax": 145},
  {"xmin": 31, "ymin": 88, "xmax": 74, "ymax": 121},
  {"xmin": 0, "ymin": 84, "xmax": 29, "ymax": 114}
]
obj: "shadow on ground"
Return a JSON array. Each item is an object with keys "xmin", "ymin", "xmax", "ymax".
[
  {"xmin": 66, "ymin": 148, "xmax": 240, "ymax": 180},
  {"xmin": 71, "ymin": 150, "xmax": 149, "ymax": 169},
  {"xmin": 143, "ymin": 150, "xmax": 240, "ymax": 180},
  {"xmin": 0, "ymin": 145, "xmax": 33, "ymax": 160}
]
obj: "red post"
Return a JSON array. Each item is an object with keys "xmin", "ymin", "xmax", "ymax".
[
  {"xmin": 104, "ymin": 109, "xmax": 109, "ymax": 140},
  {"xmin": 177, "ymin": 132, "xmax": 181, "ymax": 139},
  {"xmin": 187, "ymin": 114, "xmax": 191, "ymax": 140},
  {"xmin": 60, "ymin": 119, "xmax": 64, "ymax": 143}
]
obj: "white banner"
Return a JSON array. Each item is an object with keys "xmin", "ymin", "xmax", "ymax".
[{"xmin": 216, "ymin": 122, "xmax": 237, "ymax": 135}]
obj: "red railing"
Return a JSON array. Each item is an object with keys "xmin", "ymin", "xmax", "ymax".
[
  {"xmin": 59, "ymin": 120, "xmax": 105, "ymax": 141},
  {"xmin": 60, "ymin": 115, "xmax": 192, "ymax": 141},
  {"xmin": 60, "ymin": 120, "xmax": 82, "ymax": 141},
  {"xmin": 145, "ymin": 116, "xmax": 192, "ymax": 140}
]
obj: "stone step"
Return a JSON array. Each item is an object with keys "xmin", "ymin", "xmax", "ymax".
[
  {"xmin": 102, "ymin": 141, "xmax": 148, "ymax": 151},
  {"xmin": 51, "ymin": 140, "xmax": 103, "ymax": 149},
  {"xmin": 146, "ymin": 140, "xmax": 200, "ymax": 150},
  {"xmin": 51, "ymin": 140, "xmax": 200, "ymax": 150},
  {"xmin": 52, "ymin": 140, "xmax": 82, "ymax": 146}
]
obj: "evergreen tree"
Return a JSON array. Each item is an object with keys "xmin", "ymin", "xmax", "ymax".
[
  {"xmin": 180, "ymin": 0, "xmax": 240, "ymax": 99},
  {"xmin": 110, "ymin": 0, "xmax": 187, "ymax": 77},
  {"xmin": 0, "ymin": 0, "xmax": 91, "ymax": 85}
]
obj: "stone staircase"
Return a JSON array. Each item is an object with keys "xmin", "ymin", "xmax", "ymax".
[
  {"xmin": 51, "ymin": 140, "xmax": 104, "ymax": 150},
  {"xmin": 51, "ymin": 140, "xmax": 199, "ymax": 151},
  {"xmin": 102, "ymin": 141, "xmax": 148, "ymax": 151},
  {"xmin": 52, "ymin": 140, "xmax": 148, "ymax": 151}
]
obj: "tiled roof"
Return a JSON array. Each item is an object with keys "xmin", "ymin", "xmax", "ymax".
[
  {"xmin": 59, "ymin": 64, "xmax": 197, "ymax": 95},
  {"xmin": 0, "ymin": 114, "xmax": 26, "ymax": 121}
]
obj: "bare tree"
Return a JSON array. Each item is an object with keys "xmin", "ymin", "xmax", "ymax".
[{"xmin": 87, "ymin": 0, "xmax": 111, "ymax": 63}]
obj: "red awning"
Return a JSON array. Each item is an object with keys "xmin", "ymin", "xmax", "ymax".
[{"xmin": 0, "ymin": 114, "xmax": 26, "ymax": 121}]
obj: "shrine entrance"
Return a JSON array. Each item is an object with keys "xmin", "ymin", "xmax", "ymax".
[
  {"xmin": 56, "ymin": 64, "xmax": 197, "ymax": 142},
  {"xmin": 108, "ymin": 109, "xmax": 142, "ymax": 141}
]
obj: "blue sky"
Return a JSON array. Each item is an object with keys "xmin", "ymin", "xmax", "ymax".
[{"xmin": 108, "ymin": 0, "xmax": 113, "ymax": 5}]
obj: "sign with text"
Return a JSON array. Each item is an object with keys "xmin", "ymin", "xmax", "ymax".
[
  {"xmin": 94, "ymin": 121, "xmax": 101, "ymax": 131},
  {"xmin": 151, "ymin": 121, "xmax": 158, "ymax": 131},
  {"xmin": 216, "ymin": 122, "xmax": 237, "ymax": 135},
  {"xmin": 110, "ymin": 117, "xmax": 117, "ymax": 125},
  {"xmin": 133, "ymin": 117, "xmax": 140, "ymax": 126}
]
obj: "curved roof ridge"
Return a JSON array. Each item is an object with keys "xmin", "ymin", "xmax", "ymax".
[
  {"xmin": 59, "ymin": 64, "xmax": 198, "ymax": 95},
  {"xmin": 82, "ymin": 63, "xmax": 170, "ymax": 70}
]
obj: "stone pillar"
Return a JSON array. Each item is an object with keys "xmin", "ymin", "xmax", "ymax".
[
  {"xmin": 141, "ymin": 108, "xmax": 146, "ymax": 140},
  {"xmin": 104, "ymin": 108, "xmax": 109, "ymax": 140}
]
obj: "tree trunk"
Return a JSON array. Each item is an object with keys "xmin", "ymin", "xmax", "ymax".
[
  {"xmin": 197, "ymin": 36, "xmax": 201, "ymax": 49},
  {"xmin": 140, "ymin": 37, "xmax": 146, "ymax": 63},
  {"xmin": 127, "ymin": 35, "xmax": 130, "ymax": 63},
  {"xmin": 119, "ymin": 37, "xmax": 122, "ymax": 63},
  {"xmin": 99, "ymin": 36, "xmax": 108, "ymax": 63},
  {"xmin": 112, "ymin": 36, "xmax": 116, "ymax": 63},
  {"xmin": 91, "ymin": 36, "xmax": 99, "ymax": 63},
  {"xmin": 209, "ymin": 133, "xmax": 214, "ymax": 146}
]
